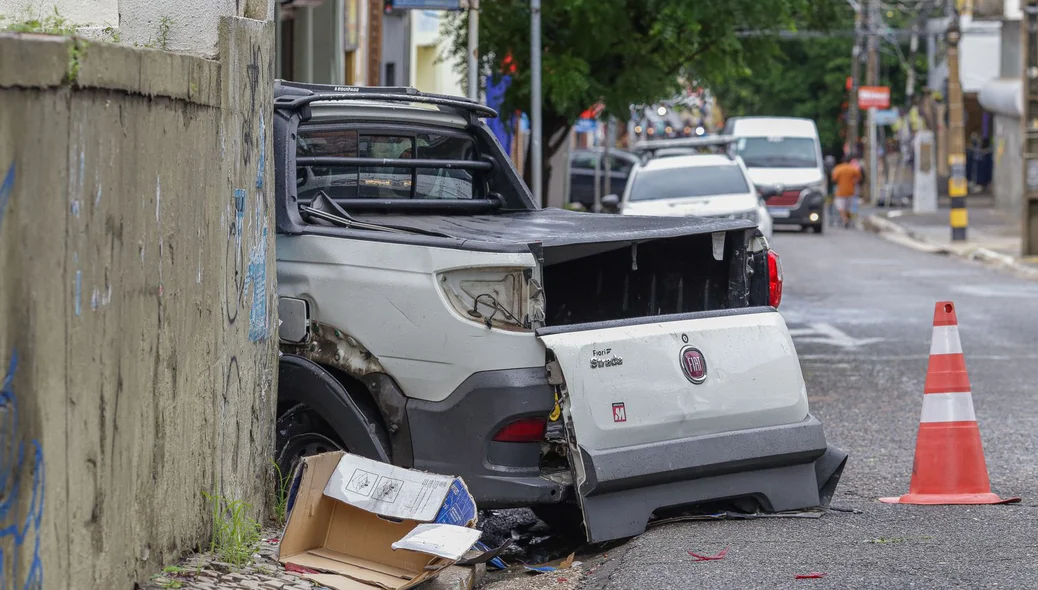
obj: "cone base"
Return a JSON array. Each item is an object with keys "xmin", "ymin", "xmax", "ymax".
[{"xmin": 879, "ymin": 493, "xmax": 1021, "ymax": 505}]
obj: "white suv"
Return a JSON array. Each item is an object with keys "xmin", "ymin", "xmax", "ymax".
[
  {"xmin": 272, "ymin": 81, "xmax": 846, "ymax": 543},
  {"xmin": 613, "ymin": 153, "xmax": 774, "ymax": 239}
]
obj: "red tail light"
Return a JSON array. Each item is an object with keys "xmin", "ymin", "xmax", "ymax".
[
  {"xmin": 492, "ymin": 417, "xmax": 547, "ymax": 442},
  {"xmin": 768, "ymin": 250, "xmax": 783, "ymax": 308}
]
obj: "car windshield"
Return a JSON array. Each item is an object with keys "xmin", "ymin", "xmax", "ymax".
[
  {"xmin": 629, "ymin": 164, "xmax": 750, "ymax": 201},
  {"xmin": 735, "ymin": 136, "xmax": 819, "ymax": 168}
]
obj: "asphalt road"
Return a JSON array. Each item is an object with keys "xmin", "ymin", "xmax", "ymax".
[{"xmin": 581, "ymin": 226, "xmax": 1038, "ymax": 590}]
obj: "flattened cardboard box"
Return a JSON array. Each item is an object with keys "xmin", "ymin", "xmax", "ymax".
[{"xmin": 277, "ymin": 452, "xmax": 479, "ymax": 590}]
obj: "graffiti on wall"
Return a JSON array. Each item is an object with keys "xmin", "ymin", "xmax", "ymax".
[
  {"xmin": 0, "ymin": 162, "xmax": 13, "ymax": 231},
  {"xmin": 224, "ymin": 39, "xmax": 273, "ymax": 343},
  {"xmin": 0, "ymin": 350, "xmax": 45, "ymax": 590}
]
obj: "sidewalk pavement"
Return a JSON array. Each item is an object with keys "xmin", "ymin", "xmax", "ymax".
[
  {"xmin": 861, "ymin": 196, "xmax": 1038, "ymax": 279},
  {"xmin": 142, "ymin": 529, "xmax": 483, "ymax": 590}
]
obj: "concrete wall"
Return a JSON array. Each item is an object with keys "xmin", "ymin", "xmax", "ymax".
[
  {"xmin": 993, "ymin": 113, "xmax": 1023, "ymax": 212},
  {"xmin": 0, "ymin": 16, "xmax": 277, "ymax": 590},
  {"xmin": 0, "ymin": 0, "xmax": 273, "ymax": 57},
  {"xmin": 0, "ymin": 0, "xmax": 118, "ymax": 28}
]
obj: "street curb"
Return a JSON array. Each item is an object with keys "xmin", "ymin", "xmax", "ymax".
[
  {"xmin": 863, "ymin": 213, "xmax": 1038, "ymax": 280},
  {"xmin": 417, "ymin": 564, "xmax": 484, "ymax": 590}
]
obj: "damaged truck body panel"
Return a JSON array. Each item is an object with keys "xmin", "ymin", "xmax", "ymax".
[
  {"xmin": 538, "ymin": 310, "xmax": 846, "ymax": 542},
  {"xmin": 271, "ymin": 81, "xmax": 846, "ymax": 530}
]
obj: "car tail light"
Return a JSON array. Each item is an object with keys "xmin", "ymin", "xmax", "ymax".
[
  {"xmin": 492, "ymin": 417, "xmax": 547, "ymax": 442},
  {"xmin": 768, "ymin": 250, "xmax": 783, "ymax": 308}
]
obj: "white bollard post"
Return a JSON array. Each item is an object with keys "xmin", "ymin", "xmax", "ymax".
[{"xmin": 913, "ymin": 131, "xmax": 938, "ymax": 214}]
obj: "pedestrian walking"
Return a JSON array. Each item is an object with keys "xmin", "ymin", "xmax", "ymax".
[{"xmin": 830, "ymin": 154, "xmax": 862, "ymax": 228}]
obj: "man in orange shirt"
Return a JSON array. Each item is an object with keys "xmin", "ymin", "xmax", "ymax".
[{"xmin": 831, "ymin": 155, "xmax": 863, "ymax": 228}]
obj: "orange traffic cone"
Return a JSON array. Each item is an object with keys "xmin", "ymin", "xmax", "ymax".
[{"xmin": 880, "ymin": 301, "xmax": 1020, "ymax": 505}]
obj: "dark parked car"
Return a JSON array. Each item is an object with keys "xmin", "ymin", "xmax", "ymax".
[{"xmin": 568, "ymin": 148, "xmax": 639, "ymax": 208}]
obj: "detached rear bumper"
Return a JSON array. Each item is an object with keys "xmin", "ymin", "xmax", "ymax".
[{"xmin": 574, "ymin": 414, "xmax": 847, "ymax": 542}]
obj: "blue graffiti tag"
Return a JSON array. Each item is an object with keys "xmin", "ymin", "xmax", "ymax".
[
  {"xmin": 0, "ymin": 162, "xmax": 14, "ymax": 232},
  {"xmin": 233, "ymin": 189, "xmax": 247, "ymax": 248},
  {"xmin": 256, "ymin": 112, "xmax": 266, "ymax": 189},
  {"xmin": 247, "ymin": 226, "xmax": 268, "ymax": 342},
  {"xmin": 0, "ymin": 351, "xmax": 45, "ymax": 590}
]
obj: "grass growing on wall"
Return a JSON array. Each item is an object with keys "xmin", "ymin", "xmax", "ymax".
[
  {"xmin": 0, "ymin": 7, "xmax": 77, "ymax": 35},
  {"xmin": 271, "ymin": 460, "xmax": 291, "ymax": 527},
  {"xmin": 201, "ymin": 492, "xmax": 262, "ymax": 568}
]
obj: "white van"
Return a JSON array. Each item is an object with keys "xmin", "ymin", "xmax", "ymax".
[{"xmin": 724, "ymin": 117, "xmax": 826, "ymax": 234}]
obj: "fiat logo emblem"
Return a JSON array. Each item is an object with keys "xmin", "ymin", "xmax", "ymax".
[{"xmin": 680, "ymin": 347, "xmax": 707, "ymax": 384}]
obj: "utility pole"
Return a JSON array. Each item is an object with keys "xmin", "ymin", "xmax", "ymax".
[
  {"xmin": 847, "ymin": 4, "xmax": 863, "ymax": 159},
  {"xmin": 467, "ymin": 0, "xmax": 479, "ymax": 101},
  {"xmin": 530, "ymin": 0, "xmax": 543, "ymax": 206},
  {"xmin": 866, "ymin": 0, "xmax": 880, "ymax": 205},
  {"xmin": 605, "ymin": 116, "xmax": 616, "ymax": 197},
  {"xmin": 1023, "ymin": 0, "xmax": 1038, "ymax": 255},
  {"xmin": 593, "ymin": 130, "xmax": 602, "ymax": 212},
  {"xmin": 905, "ymin": 27, "xmax": 919, "ymax": 110},
  {"xmin": 946, "ymin": 0, "xmax": 968, "ymax": 241}
]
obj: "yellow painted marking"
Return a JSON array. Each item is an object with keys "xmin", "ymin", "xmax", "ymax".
[
  {"xmin": 949, "ymin": 179, "xmax": 968, "ymax": 197},
  {"xmin": 950, "ymin": 208, "xmax": 969, "ymax": 228}
]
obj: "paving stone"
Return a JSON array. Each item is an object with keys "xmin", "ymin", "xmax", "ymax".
[{"xmin": 417, "ymin": 565, "xmax": 477, "ymax": 590}]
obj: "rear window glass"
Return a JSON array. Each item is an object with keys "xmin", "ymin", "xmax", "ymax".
[
  {"xmin": 629, "ymin": 165, "xmax": 750, "ymax": 201},
  {"xmin": 296, "ymin": 128, "xmax": 477, "ymax": 201}
]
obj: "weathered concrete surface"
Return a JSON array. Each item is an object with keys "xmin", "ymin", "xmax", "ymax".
[
  {"xmin": 992, "ymin": 112, "xmax": 1022, "ymax": 214},
  {"xmin": 0, "ymin": 17, "xmax": 276, "ymax": 590},
  {"xmin": 0, "ymin": 0, "xmax": 274, "ymax": 58}
]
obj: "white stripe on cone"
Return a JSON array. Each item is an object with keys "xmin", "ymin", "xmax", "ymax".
[
  {"xmin": 930, "ymin": 325, "xmax": 964, "ymax": 356},
  {"xmin": 920, "ymin": 391, "xmax": 977, "ymax": 423}
]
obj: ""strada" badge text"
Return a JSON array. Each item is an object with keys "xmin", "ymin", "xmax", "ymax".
[{"xmin": 590, "ymin": 356, "xmax": 623, "ymax": 369}]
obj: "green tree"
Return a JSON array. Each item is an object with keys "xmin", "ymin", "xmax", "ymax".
[
  {"xmin": 714, "ymin": 7, "xmax": 929, "ymax": 156},
  {"xmin": 444, "ymin": 0, "xmax": 839, "ymax": 203}
]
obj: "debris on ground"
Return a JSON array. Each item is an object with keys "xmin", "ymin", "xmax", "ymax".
[
  {"xmin": 140, "ymin": 528, "xmax": 317, "ymax": 590},
  {"xmin": 480, "ymin": 553, "xmax": 613, "ymax": 590},
  {"xmin": 476, "ymin": 508, "xmax": 585, "ymax": 567},
  {"xmin": 687, "ymin": 548, "xmax": 729, "ymax": 562},
  {"xmin": 795, "ymin": 572, "xmax": 829, "ymax": 579},
  {"xmin": 279, "ymin": 452, "xmax": 479, "ymax": 589}
]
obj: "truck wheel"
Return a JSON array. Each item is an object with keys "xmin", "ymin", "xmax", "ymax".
[
  {"xmin": 275, "ymin": 403, "xmax": 345, "ymax": 480},
  {"xmin": 812, "ymin": 223, "xmax": 824, "ymax": 234}
]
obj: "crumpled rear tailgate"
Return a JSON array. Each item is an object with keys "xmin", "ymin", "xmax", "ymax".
[{"xmin": 538, "ymin": 308, "xmax": 844, "ymax": 542}]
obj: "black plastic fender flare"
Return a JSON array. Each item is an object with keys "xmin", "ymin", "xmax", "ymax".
[{"xmin": 278, "ymin": 354, "xmax": 391, "ymax": 463}]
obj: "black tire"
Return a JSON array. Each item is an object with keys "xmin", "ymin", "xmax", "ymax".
[
  {"xmin": 812, "ymin": 223, "xmax": 824, "ymax": 234},
  {"xmin": 275, "ymin": 403, "xmax": 345, "ymax": 480}
]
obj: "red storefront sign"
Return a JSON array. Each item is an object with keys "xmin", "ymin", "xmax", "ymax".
[{"xmin": 858, "ymin": 86, "xmax": 891, "ymax": 109}]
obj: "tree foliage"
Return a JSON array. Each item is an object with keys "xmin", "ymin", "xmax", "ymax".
[
  {"xmin": 443, "ymin": 0, "xmax": 840, "ymax": 202},
  {"xmin": 714, "ymin": 8, "xmax": 929, "ymax": 155}
]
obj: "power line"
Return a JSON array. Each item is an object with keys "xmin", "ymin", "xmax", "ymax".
[{"xmin": 735, "ymin": 27, "xmax": 998, "ymax": 40}]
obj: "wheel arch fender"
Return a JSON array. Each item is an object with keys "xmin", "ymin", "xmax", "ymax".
[{"xmin": 278, "ymin": 354, "xmax": 391, "ymax": 463}]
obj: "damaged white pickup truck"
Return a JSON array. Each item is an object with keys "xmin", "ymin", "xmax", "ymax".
[{"xmin": 272, "ymin": 81, "xmax": 847, "ymax": 543}]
